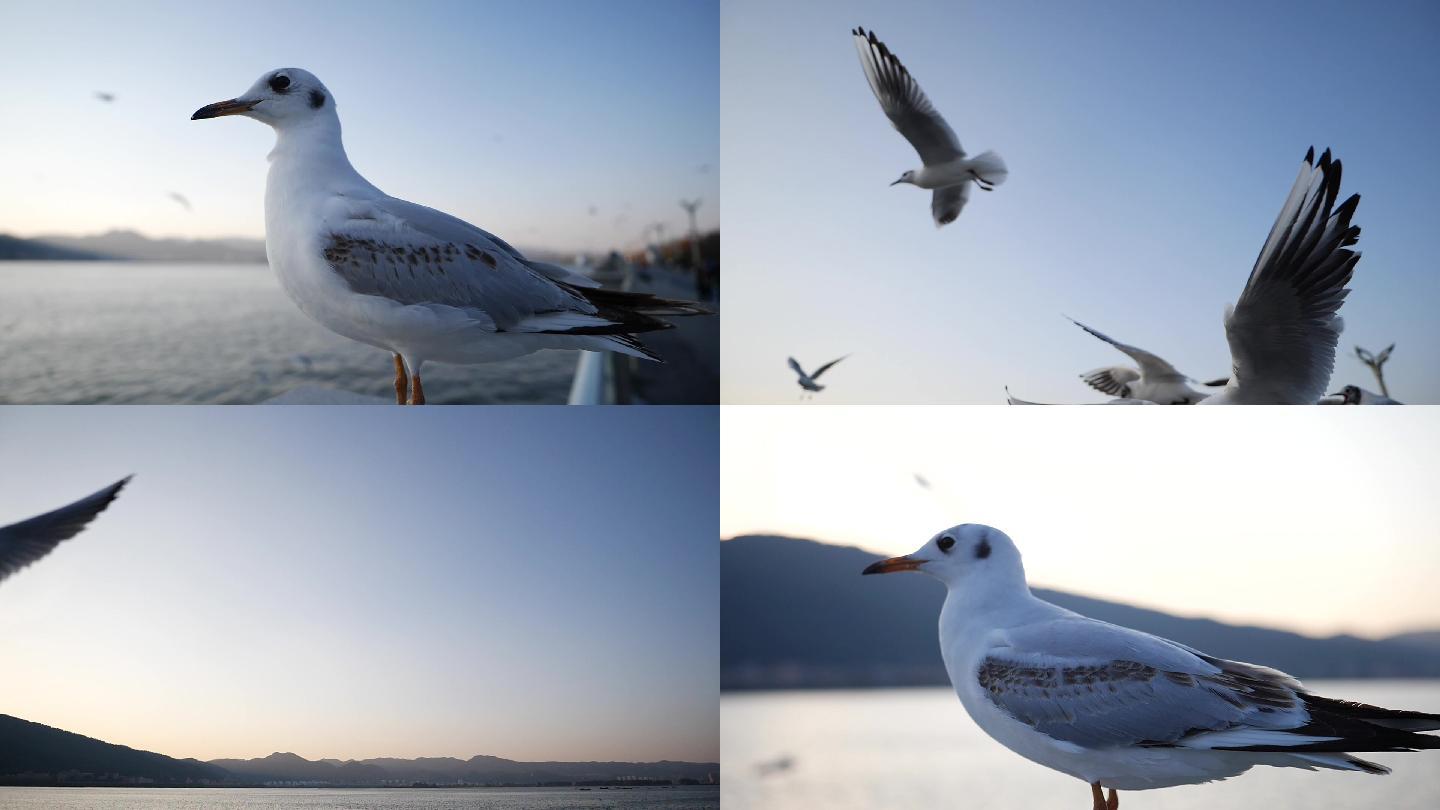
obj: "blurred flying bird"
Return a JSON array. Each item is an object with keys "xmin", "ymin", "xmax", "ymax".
[
  {"xmin": 94, "ymin": 91, "xmax": 115, "ymax": 103},
  {"xmin": 1, "ymin": 477, "xmax": 131, "ymax": 585},
  {"xmin": 167, "ymin": 191, "xmax": 193, "ymax": 211},
  {"xmin": 852, "ymin": 27, "xmax": 1008, "ymax": 226},
  {"xmin": 788, "ymin": 355, "xmax": 848, "ymax": 398},
  {"xmin": 1354, "ymin": 343, "xmax": 1395, "ymax": 397}
]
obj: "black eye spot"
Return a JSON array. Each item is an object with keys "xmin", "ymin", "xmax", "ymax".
[
  {"xmin": 269, "ymin": 74, "xmax": 291, "ymax": 93},
  {"xmin": 975, "ymin": 538, "xmax": 991, "ymax": 559},
  {"xmin": 937, "ymin": 536, "xmax": 955, "ymax": 553},
  {"xmin": 309, "ymin": 89, "xmax": 325, "ymax": 109}
]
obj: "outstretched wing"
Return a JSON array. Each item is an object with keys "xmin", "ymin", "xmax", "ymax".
[
  {"xmin": 932, "ymin": 183, "xmax": 972, "ymax": 227},
  {"xmin": 1068, "ymin": 318, "xmax": 1186, "ymax": 382},
  {"xmin": 1220, "ymin": 148, "xmax": 1360, "ymax": 404},
  {"xmin": 787, "ymin": 357, "xmax": 807, "ymax": 378},
  {"xmin": 852, "ymin": 27, "xmax": 964, "ymax": 167},
  {"xmin": 0, "ymin": 477, "xmax": 131, "ymax": 583},
  {"xmin": 810, "ymin": 355, "xmax": 849, "ymax": 380}
]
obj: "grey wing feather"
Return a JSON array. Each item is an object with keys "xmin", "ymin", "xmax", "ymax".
[
  {"xmin": 1223, "ymin": 148, "xmax": 1360, "ymax": 404},
  {"xmin": 932, "ymin": 184, "xmax": 971, "ymax": 227},
  {"xmin": 1068, "ymin": 318, "xmax": 1185, "ymax": 381},
  {"xmin": 810, "ymin": 355, "xmax": 849, "ymax": 380},
  {"xmin": 1081, "ymin": 366, "xmax": 1140, "ymax": 397},
  {"xmin": 787, "ymin": 357, "xmax": 806, "ymax": 377},
  {"xmin": 0, "ymin": 477, "xmax": 131, "ymax": 583},
  {"xmin": 320, "ymin": 197, "xmax": 598, "ymax": 333},
  {"xmin": 853, "ymin": 27, "xmax": 964, "ymax": 166},
  {"xmin": 980, "ymin": 618, "xmax": 1306, "ymax": 748}
]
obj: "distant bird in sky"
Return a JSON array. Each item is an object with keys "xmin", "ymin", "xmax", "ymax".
[
  {"xmin": 852, "ymin": 26, "xmax": 1008, "ymax": 226},
  {"xmin": 1354, "ymin": 343, "xmax": 1395, "ymax": 397},
  {"xmin": 864, "ymin": 523, "xmax": 1440, "ymax": 810},
  {"xmin": 167, "ymin": 191, "xmax": 193, "ymax": 212},
  {"xmin": 1067, "ymin": 318, "xmax": 1216, "ymax": 404},
  {"xmin": 913, "ymin": 473, "xmax": 931, "ymax": 490},
  {"xmin": 788, "ymin": 355, "xmax": 847, "ymax": 398},
  {"xmin": 192, "ymin": 68, "xmax": 707, "ymax": 404},
  {"xmin": 1, "ymin": 477, "xmax": 131, "ymax": 585},
  {"xmin": 93, "ymin": 91, "xmax": 115, "ymax": 103},
  {"xmin": 1320, "ymin": 385, "xmax": 1402, "ymax": 405}
]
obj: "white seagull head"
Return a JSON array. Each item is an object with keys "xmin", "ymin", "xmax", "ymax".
[
  {"xmin": 192, "ymin": 68, "xmax": 336, "ymax": 129},
  {"xmin": 890, "ymin": 169, "xmax": 917, "ymax": 187},
  {"xmin": 863, "ymin": 523, "xmax": 1025, "ymax": 591}
]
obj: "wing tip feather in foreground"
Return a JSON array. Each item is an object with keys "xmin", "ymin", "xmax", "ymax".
[
  {"xmin": 1223, "ymin": 146, "xmax": 1362, "ymax": 404},
  {"xmin": 0, "ymin": 475, "xmax": 133, "ymax": 584}
]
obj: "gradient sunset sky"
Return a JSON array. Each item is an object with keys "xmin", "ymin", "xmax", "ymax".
[
  {"xmin": 723, "ymin": 406, "xmax": 1440, "ymax": 638},
  {"xmin": 0, "ymin": 407, "xmax": 718, "ymax": 763},
  {"xmin": 0, "ymin": 0, "xmax": 718, "ymax": 252}
]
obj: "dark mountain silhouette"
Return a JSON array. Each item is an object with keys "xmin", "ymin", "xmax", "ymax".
[
  {"xmin": 0, "ymin": 715, "xmax": 229, "ymax": 786},
  {"xmin": 0, "ymin": 233, "xmax": 108, "ymax": 260},
  {"xmin": 0, "ymin": 713, "xmax": 716, "ymax": 787},
  {"xmin": 722, "ymin": 534, "xmax": 1440, "ymax": 690},
  {"xmin": 210, "ymin": 752, "xmax": 718, "ymax": 785}
]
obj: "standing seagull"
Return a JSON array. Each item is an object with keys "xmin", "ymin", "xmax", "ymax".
[
  {"xmin": 852, "ymin": 27, "xmax": 1007, "ymax": 226},
  {"xmin": 1067, "ymin": 318, "xmax": 1217, "ymax": 404},
  {"xmin": 788, "ymin": 355, "xmax": 848, "ymax": 398},
  {"xmin": 192, "ymin": 69, "xmax": 707, "ymax": 404},
  {"xmin": 1, "ymin": 477, "xmax": 131, "ymax": 585},
  {"xmin": 864, "ymin": 524, "xmax": 1440, "ymax": 809}
]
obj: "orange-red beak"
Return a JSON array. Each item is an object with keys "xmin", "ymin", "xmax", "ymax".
[
  {"xmin": 191, "ymin": 98, "xmax": 259, "ymax": 120},
  {"xmin": 862, "ymin": 554, "xmax": 924, "ymax": 575}
]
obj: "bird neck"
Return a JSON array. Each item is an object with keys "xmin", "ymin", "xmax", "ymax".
[{"xmin": 267, "ymin": 112, "xmax": 369, "ymax": 192}]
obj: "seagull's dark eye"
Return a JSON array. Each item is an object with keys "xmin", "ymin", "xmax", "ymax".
[
  {"xmin": 937, "ymin": 536, "xmax": 955, "ymax": 553},
  {"xmin": 975, "ymin": 538, "xmax": 991, "ymax": 559},
  {"xmin": 269, "ymin": 74, "xmax": 291, "ymax": 93}
]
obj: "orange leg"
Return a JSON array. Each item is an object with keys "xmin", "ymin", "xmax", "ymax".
[
  {"xmin": 409, "ymin": 373, "xmax": 426, "ymax": 405},
  {"xmin": 1090, "ymin": 783, "xmax": 1118, "ymax": 810},
  {"xmin": 393, "ymin": 354, "xmax": 408, "ymax": 405}
]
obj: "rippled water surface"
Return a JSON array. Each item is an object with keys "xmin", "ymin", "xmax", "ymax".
[
  {"xmin": 0, "ymin": 262, "xmax": 575, "ymax": 404},
  {"xmin": 0, "ymin": 785, "xmax": 718, "ymax": 809},
  {"xmin": 723, "ymin": 682, "xmax": 1440, "ymax": 810}
]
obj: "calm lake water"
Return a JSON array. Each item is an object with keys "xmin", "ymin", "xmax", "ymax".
[
  {"xmin": 0, "ymin": 262, "xmax": 575, "ymax": 404},
  {"xmin": 0, "ymin": 785, "xmax": 718, "ymax": 809},
  {"xmin": 722, "ymin": 682, "xmax": 1440, "ymax": 810}
]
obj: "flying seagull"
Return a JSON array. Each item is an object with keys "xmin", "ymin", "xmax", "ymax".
[
  {"xmin": 94, "ymin": 91, "xmax": 115, "ymax": 103},
  {"xmin": 167, "ymin": 191, "xmax": 193, "ymax": 212},
  {"xmin": 852, "ymin": 27, "xmax": 1007, "ymax": 226},
  {"xmin": 1067, "ymin": 318, "xmax": 1215, "ymax": 404},
  {"xmin": 788, "ymin": 355, "xmax": 848, "ymax": 397},
  {"xmin": 864, "ymin": 523, "xmax": 1440, "ymax": 810},
  {"xmin": 1, "ymin": 477, "xmax": 131, "ymax": 585},
  {"xmin": 192, "ymin": 68, "xmax": 707, "ymax": 404},
  {"xmin": 1045, "ymin": 149, "xmax": 1358, "ymax": 405}
]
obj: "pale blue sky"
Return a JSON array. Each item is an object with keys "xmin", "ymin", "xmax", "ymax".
[
  {"xmin": 0, "ymin": 0, "xmax": 718, "ymax": 252},
  {"xmin": 722, "ymin": 0, "xmax": 1439, "ymax": 403},
  {"xmin": 0, "ymin": 407, "xmax": 718, "ymax": 763}
]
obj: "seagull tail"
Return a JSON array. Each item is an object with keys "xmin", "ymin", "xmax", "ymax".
[{"xmin": 966, "ymin": 151, "xmax": 1009, "ymax": 187}]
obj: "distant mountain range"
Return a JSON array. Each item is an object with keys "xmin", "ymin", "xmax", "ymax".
[
  {"xmin": 0, "ymin": 230, "xmax": 266, "ymax": 262},
  {"xmin": 0, "ymin": 715, "xmax": 717, "ymax": 788},
  {"xmin": 722, "ymin": 534, "xmax": 1440, "ymax": 690}
]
